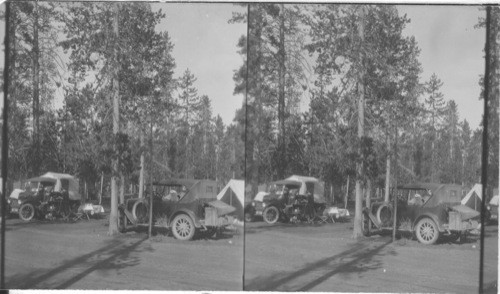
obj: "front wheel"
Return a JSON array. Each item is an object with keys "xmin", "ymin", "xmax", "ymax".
[
  {"xmin": 263, "ymin": 206, "xmax": 280, "ymax": 224},
  {"xmin": 171, "ymin": 214, "xmax": 195, "ymax": 241},
  {"xmin": 19, "ymin": 203, "xmax": 35, "ymax": 222},
  {"xmin": 415, "ymin": 218, "xmax": 439, "ymax": 245}
]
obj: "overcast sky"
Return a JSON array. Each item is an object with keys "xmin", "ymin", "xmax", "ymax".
[
  {"xmin": 399, "ymin": 5, "xmax": 485, "ymax": 129},
  {"xmin": 152, "ymin": 3, "xmax": 246, "ymax": 126}
]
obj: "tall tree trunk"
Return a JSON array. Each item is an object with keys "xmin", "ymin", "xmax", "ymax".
[
  {"xmin": 108, "ymin": 3, "xmax": 120, "ymax": 236},
  {"xmin": 344, "ymin": 175, "xmax": 349, "ymax": 209},
  {"xmin": 493, "ymin": 8, "xmax": 500, "ymax": 203},
  {"xmin": 353, "ymin": 6, "xmax": 366, "ymax": 239},
  {"xmin": 366, "ymin": 179, "xmax": 372, "ymax": 209},
  {"xmin": 385, "ymin": 132, "xmax": 391, "ymax": 202},
  {"xmin": 120, "ymin": 174, "xmax": 125, "ymax": 204},
  {"xmin": 278, "ymin": 3, "xmax": 286, "ymax": 179},
  {"xmin": 99, "ymin": 172, "xmax": 103, "ymax": 205},
  {"xmin": 32, "ymin": 1, "xmax": 40, "ymax": 176},
  {"xmin": 139, "ymin": 130, "xmax": 145, "ymax": 198},
  {"xmin": 247, "ymin": 5, "xmax": 262, "ymax": 197}
]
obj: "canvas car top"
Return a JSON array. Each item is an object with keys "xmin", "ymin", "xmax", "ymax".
[
  {"xmin": 272, "ymin": 179, "xmax": 302, "ymax": 187},
  {"xmin": 26, "ymin": 176, "xmax": 57, "ymax": 184},
  {"xmin": 398, "ymin": 182, "xmax": 463, "ymax": 206},
  {"xmin": 153, "ymin": 178, "xmax": 198, "ymax": 188},
  {"xmin": 25, "ymin": 172, "xmax": 81, "ymax": 200}
]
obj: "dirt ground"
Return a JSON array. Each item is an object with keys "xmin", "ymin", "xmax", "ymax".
[
  {"xmin": 3, "ymin": 216, "xmax": 244, "ymax": 290},
  {"xmin": 244, "ymin": 219, "xmax": 498, "ymax": 293},
  {"xmin": 3, "ymin": 214, "xmax": 497, "ymax": 292}
]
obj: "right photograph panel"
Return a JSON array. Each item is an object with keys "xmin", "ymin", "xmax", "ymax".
[{"xmin": 243, "ymin": 4, "xmax": 498, "ymax": 293}]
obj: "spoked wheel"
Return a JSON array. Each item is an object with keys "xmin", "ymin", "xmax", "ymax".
[
  {"xmin": 19, "ymin": 203, "xmax": 35, "ymax": 222},
  {"xmin": 415, "ymin": 218, "xmax": 439, "ymax": 245},
  {"xmin": 171, "ymin": 214, "xmax": 195, "ymax": 241},
  {"xmin": 263, "ymin": 206, "xmax": 280, "ymax": 224}
]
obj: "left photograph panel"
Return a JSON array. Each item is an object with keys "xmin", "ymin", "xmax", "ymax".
[{"xmin": 0, "ymin": 1, "xmax": 246, "ymax": 290}]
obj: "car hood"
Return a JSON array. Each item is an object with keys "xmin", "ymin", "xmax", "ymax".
[
  {"xmin": 207, "ymin": 200, "xmax": 236, "ymax": 216},
  {"xmin": 451, "ymin": 204, "xmax": 480, "ymax": 221}
]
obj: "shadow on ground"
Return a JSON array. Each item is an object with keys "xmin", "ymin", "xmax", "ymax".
[
  {"xmin": 244, "ymin": 222, "xmax": 332, "ymax": 234},
  {"xmin": 244, "ymin": 239, "xmax": 394, "ymax": 291},
  {"xmin": 7, "ymin": 236, "xmax": 152, "ymax": 289}
]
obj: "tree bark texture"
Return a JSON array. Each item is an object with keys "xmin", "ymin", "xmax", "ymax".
[
  {"xmin": 278, "ymin": 3, "xmax": 286, "ymax": 179},
  {"xmin": 32, "ymin": 2, "xmax": 40, "ymax": 176},
  {"xmin": 353, "ymin": 6, "xmax": 366, "ymax": 239},
  {"xmin": 109, "ymin": 3, "xmax": 120, "ymax": 236}
]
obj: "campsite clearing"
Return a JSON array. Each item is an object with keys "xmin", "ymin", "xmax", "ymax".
[
  {"xmin": 3, "ymin": 217, "xmax": 243, "ymax": 290},
  {"xmin": 244, "ymin": 220, "xmax": 498, "ymax": 293}
]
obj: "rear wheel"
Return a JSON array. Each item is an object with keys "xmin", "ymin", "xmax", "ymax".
[
  {"xmin": 415, "ymin": 218, "xmax": 439, "ymax": 245},
  {"xmin": 19, "ymin": 203, "xmax": 35, "ymax": 222},
  {"xmin": 171, "ymin": 214, "xmax": 195, "ymax": 241},
  {"xmin": 263, "ymin": 206, "xmax": 280, "ymax": 224}
]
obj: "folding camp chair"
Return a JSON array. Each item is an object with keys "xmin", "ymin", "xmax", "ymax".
[{"xmin": 73, "ymin": 211, "xmax": 90, "ymax": 221}]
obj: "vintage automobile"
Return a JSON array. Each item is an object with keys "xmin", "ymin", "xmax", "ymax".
[
  {"xmin": 119, "ymin": 179, "xmax": 236, "ymax": 241},
  {"xmin": 8, "ymin": 173, "xmax": 81, "ymax": 221},
  {"xmin": 362, "ymin": 182, "xmax": 480, "ymax": 245},
  {"xmin": 246, "ymin": 176, "xmax": 326, "ymax": 223},
  {"xmin": 261, "ymin": 180, "xmax": 326, "ymax": 224}
]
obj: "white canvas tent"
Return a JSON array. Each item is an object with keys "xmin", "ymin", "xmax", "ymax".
[
  {"xmin": 217, "ymin": 179, "xmax": 245, "ymax": 219},
  {"xmin": 490, "ymin": 195, "xmax": 498, "ymax": 206},
  {"xmin": 461, "ymin": 184, "xmax": 483, "ymax": 211},
  {"xmin": 40, "ymin": 172, "xmax": 81, "ymax": 201},
  {"xmin": 285, "ymin": 175, "xmax": 326, "ymax": 203}
]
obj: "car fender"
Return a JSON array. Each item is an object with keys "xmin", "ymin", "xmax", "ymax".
[
  {"xmin": 413, "ymin": 213, "xmax": 444, "ymax": 232},
  {"xmin": 169, "ymin": 209, "xmax": 202, "ymax": 228}
]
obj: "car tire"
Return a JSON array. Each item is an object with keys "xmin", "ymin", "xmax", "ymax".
[
  {"xmin": 171, "ymin": 214, "xmax": 195, "ymax": 241},
  {"xmin": 415, "ymin": 218, "xmax": 439, "ymax": 245},
  {"xmin": 19, "ymin": 203, "xmax": 35, "ymax": 222},
  {"xmin": 263, "ymin": 206, "xmax": 280, "ymax": 224},
  {"xmin": 132, "ymin": 201, "xmax": 148, "ymax": 223},
  {"xmin": 376, "ymin": 204, "xmax": 392, "ymax": 226}
]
